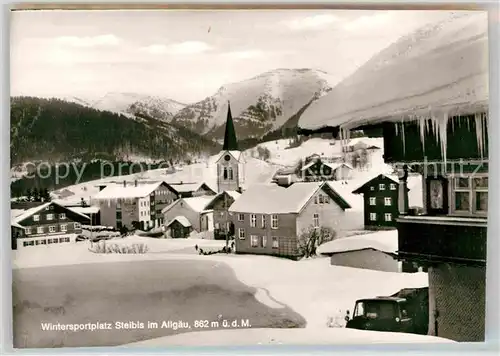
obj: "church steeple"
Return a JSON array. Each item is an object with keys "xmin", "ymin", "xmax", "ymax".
[{"xmin": 222, "ymin": 101, "xmax": 239, "ymax": 151}]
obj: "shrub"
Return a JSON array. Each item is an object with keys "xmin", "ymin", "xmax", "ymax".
[{"xmin": 89, "ymin": 241, "xmax": 149, "ymax": 254}]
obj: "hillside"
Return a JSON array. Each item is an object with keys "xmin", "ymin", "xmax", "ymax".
[
  {"xmin": 10, "ymin": 96, "xmax": 219, "ymax": 165},
  {"xmin": 171, "ymin": 68, "xmax": 335, "ymax": 140},
  {"xmin": 91, "ymin": 92, "xmax": 186, "ymax": 121}
]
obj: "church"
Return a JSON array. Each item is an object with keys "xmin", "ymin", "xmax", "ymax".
[{"xmin": 214, "ymin": 102, "xmax": 245, "ymax": 193}]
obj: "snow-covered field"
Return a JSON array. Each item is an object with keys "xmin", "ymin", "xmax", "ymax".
[{"xmin": 12, "ymin": 236, "xmax": 453, "ymax": 345}]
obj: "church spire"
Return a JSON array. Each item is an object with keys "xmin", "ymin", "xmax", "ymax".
[{"xmin": 222, "ymin": 101, "xmax": 239, "ymax": 151}]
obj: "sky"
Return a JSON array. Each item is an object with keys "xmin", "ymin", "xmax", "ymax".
[{"xmin": 10, "ymin": 9, "xmax": 461, "ymax": 104}]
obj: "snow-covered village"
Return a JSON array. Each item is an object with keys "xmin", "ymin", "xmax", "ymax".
[{"xmin": 8, "ymin": 9, "xmax": 489, "ymax": 349}]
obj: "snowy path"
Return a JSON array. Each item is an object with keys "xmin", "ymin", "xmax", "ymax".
[{"xmin": 12, "ymin": 237, "xmax": 453, "ymax": 346}]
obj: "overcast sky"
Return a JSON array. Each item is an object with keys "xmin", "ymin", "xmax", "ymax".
[{"xmin": 10, "ymin": 9, "xmax": 460, "ymax": 103}]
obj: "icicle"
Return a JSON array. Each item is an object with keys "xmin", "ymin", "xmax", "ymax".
[
  {"xmin": 438, "ymin": 111, "xmax": 449, "ymax": 171},
  {"xmin": 394, "ymin": 122, "xmax": 399, "ymax": 136},
  {"xmin": 418, "ymin": 116, "xmax": 427, "ymax": 153},
  {"xmin": 401, "ymin": 121, "xmax": 406, "ymax": 156},
  {"xmin": 474, "ymin": 112, "xmax": 488, "ymax": 159}
]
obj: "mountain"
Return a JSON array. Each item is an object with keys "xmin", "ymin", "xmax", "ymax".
[
  {"xmin": 10, "ymin": 96, "xmax": 219, "ymax": 165},
  {"xmin": 171, "ymin": 68, "xmax": 336, "ymax": 140},
  {"xmin": 91, "ymin": 92, "xmax": 187, "ymax": 121}
]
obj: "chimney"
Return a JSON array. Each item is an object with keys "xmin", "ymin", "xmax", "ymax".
[
  {"xmin": 276, "ymin": 175, "xmax": 293, "ymax": 188},
  {"xmin": 134, "ymin": 180, "xmax": 138, "ymax": 187},
  {"xmin": 123, "ymin": 180, "xmax": 126, "ymax": 187}
]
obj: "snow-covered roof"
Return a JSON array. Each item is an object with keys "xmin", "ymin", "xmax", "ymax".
[
  {"xmin": 162, "ymin": 196, "xmax": 214, "ymax": 214},
  {"xmin": 317, "ymin": 230, "xmax": 399, "ymax": 255},
  {"xmin": 301, "ymin": 160, "xmax": 354, "ymax": 172},
  {"xmin": 166, "ymin": 216, "xmax": 192, "ymax": 228},
  {"xmin": 204, "ymin": 190, "xmax": 241, "ymax": 210},
  {"xmin": 324, "ymin": 181, "xmax": 365, "ymax": 212},
  {"xmin": 12, "ymin": 221, "xmax": 25, "ymax": 230},
  {"xmin": 12, "ymin": 201, "xmax": 90, "ymax": 225},
  {"xmin": 93, "ymin": 182, "xmax": 163, "ymax": 200},
  {"xmin": 167, "ymin": 182, "xmax": 215, "ymax": 194},
  {"xmin": 228, "ymin": 182, "xmax": 351, "ymax": 214},
  {"xmin": 67, "ymin": 206, "xmax": 100, "ymax": 215},
  {"xmin": 11, "ymin": 209, "xmax": 25, "ymax": 219},
  {"xmin": 298, "ymin": 13, "xmax": 488, "ymax": 131}
]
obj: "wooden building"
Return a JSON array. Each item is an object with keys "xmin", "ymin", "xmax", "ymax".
[
  {"xmin": 11, "ymin": 201, "xmax": 90, "ymax": 249},
  {"xmin": 352, "ymin": 173, "xmax": 423, "ymax": 229},
  {"xmin": 298, "ymin": 13, "xmax": 488, "ymax": 342},
  {"xmin": 228, "ymin": 181, "xmax": 356, "ymax": 259},
  {"xmin": 165, "ymin": 216, "xmax": 192, "ymax": 239},
  {"xmin": 204, "ymin": 191, "xmax": 241, "ymax": 240},
  {"xmin": 162, "ymin": 196, "xmax": 214, "ymax": 235},
  {"xmin": 301, "ymin": 158, "xmax": 353, "ymax": 181}
]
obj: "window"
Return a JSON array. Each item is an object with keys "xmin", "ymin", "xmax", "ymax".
[
  {"xmin": 23, "ymin": 241, "xmax": 28, "ymax": 247},
  {"xmin": 33, "ymin": 214, "xmax": 40, "ymax": 221},
  {"xmin": 228, "ymin": 167, "xmax": 234, "ymax": 180},
  {"xmin": 369, "ymin": 197, "xmax": 376, "ymax": 206},
  {"xmin": 65, "ymin": 237, "xmax": 70, "ymax": 242},
  {"xmin": 49, "ymin": 225, "xmax": 56, "ymax": 233},
  {"xmin": 385, "ymin": 213, "xmax": 392, "ymax": 222},
  {"xmin": 37, "ymin": 226, "xmax": 44, "ymax": 234},
  {"xmin": 74, "ymin": 222, "xmax": 81, "ymax": 229},
  {"xmin": 238, "ymin": 228, "xmax": 245, "ymax": 239},
  {"xmin": 117, "ymin": 201, "xmax": 122, "ymax": 209},
  {"xmin": 379, "ymin": 184, "xmax": 385, "ymax": 191},
  {"xmin": 251, "ymin": 235, "xmax": 259, "ymax": 247},
  {"xmin": 261, "ymin": 236, "xmax": 267, "ymax": 248},
  {"xmin": 384, "ymin": 197, "xmax": 392, "ymax": 206},
  {"xmin": 324, "ymin": 195, "xmax": 330, "ymax": 204},
  {"xmin": 25, "ymin": 227, "xmax": 31, "ymax": 235},
  {"xmin": 314, "ymin": 196, "xmax": 318, "ymax": 204},
  {"xmin": 318, "ymin": 194, "xmax": 324, "ymax": 204},
  {"xmin": 35, "ymin": 240, "xmax": 40, "ymax": 245},
  {"xmin": 250, "ymin": 214, "xmax": 257, "ymax": 227},
  {"xmin": 223, "ymin": 167, "xmax": 228, "ymax": 180},
  {"xmin": 271, "ymin": 215, "xmax": 278, "ymax": 229},
  {"xmin": 50, "ymin": 205, "xmax": 54, "ymax": 210},
  {"xmin": 390, "ymin": 183, "xmax": 397, "ymax": 190},
  {"xmin": 370, "ymin": 186, "xmax": 375, "ymax": 191},
  {"xmin": 238, "ymin": 213, "xmax": 244, "ymax": 221},
  {"xmin": 313, "ymin": 213, "xmax": 320, "ymax": 228},
  {"xmin": 59, "ymin": 213, "xmax": 66, "ymax": 220},
  {"xmin": 452, "ymin": 175, "xmax": 488, "ymax": 215},
  {"xmin": 46, "ymin": 213, "xmax": 54, "ymax": 221},
  {"xmin": 272, "ymin": 237, "xmax": 279, "ymax": 249},
  {"xmin": 40, "ymin": 239, "xmax": 46, "ymax": 245},
  {"xmin": 60, "ymin": 224, "xmax": 67, "ymax": 232},
  {"xmin": 370, "ymin": 213, "xmax": 377, "ymax": 221},
  {"xmin": 261, "ymin": 215, "xmax": 267, "ymax": 228}
]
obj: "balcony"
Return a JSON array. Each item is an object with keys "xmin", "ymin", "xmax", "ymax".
[{"xmin": 396, "ymin": 215, "xmax": 487, "ymax": 267}]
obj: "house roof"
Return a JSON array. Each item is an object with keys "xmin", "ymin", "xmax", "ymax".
[
  {"xmin": 298, "ymin": 13, "xmax": 488, "ymax": 132},
  {"xmin": 12, "ymin": 201, "xmax": 91, "ymax": 225},
  {"xmin": 162, "ymin": 196, "xmax": 214, "ymax": 214},
  {"xmin": 167, "ymin": 182, "xmax": 214, "ymax": 194},
  {"xmin": 166, "ymin": 216, "xmax": 192, "ymax": 228},
  {"xmin": 204, "ymin": 190, "xmax": 241, "ymax": 210},
  {"xmin": 317, "ymin": 230, "xmax": 398, "ymax": 255},
  {"xmin": 351, "ymin": 173, "xmax": 423, "ymax": 208},
  {"xmin": 228, "ymin": 181, "xmax": 351, "ymax": 214},
  {"xmin": 67, "ymin": 206, "xmax": 100, "ymax": 215},
  {"xmin": 301, "ymin": 160, "xmax": 354, "ymax": 172},
  {"xmin": 93, "ymin": 181, "xmax": 165, "ymax": 200}
]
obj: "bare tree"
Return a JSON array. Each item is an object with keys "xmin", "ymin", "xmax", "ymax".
[{"xmin": 298, "ymin": 226, "xmax": 336, "ymax": 258}]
